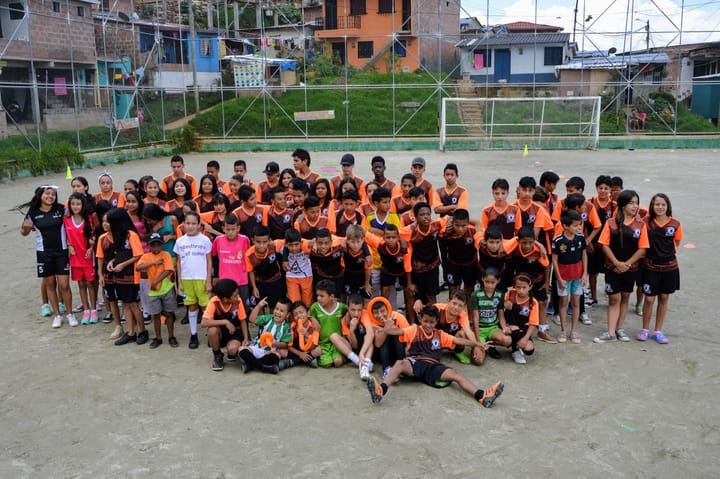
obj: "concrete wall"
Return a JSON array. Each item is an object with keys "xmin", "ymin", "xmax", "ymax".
[
  {"xmin": 558, "ymin": 70, "xmax": 614, "ymax": 96},
  {"xmin": 149, "ymin": 70, "xmax": 221, "ymax": 90}
]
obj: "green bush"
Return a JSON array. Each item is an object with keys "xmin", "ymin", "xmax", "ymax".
[{"xmin": 0, "ymin": 142, "xmax": 83, "ymax": 178}]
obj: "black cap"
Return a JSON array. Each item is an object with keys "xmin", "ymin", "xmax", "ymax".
[
  {"xmin": 340, "ymin": 153, "xmax": 355, "ymax": 166},
  {"xmin": 411, "ymin": 157, "xmax": 426, "ymax": 167},
  {"xmin": 263, "ymin": 161, "xmax": 280, "ymax": 174},
  {"xmin": 148, "ymin": 232, "xmax": 164, "ymax": 244}
]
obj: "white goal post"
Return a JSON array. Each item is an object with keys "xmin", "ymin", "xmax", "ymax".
[{"xmin": 440, "ymin": 96, "xmax": 602, "ymax": 151}]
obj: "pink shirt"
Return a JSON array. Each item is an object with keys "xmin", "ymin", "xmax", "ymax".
[{"xmin": 211, "ymin": 234, "xmax": 251, "ymax": 286}]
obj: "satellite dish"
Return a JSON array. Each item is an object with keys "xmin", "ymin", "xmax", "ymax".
[
  {"xmin": 118, "ymin": 11, "xmax": 130, "ymax": 22},
  {"xmin": 608, "ymin": 47, "xmax": 617, "ymax": 55}
]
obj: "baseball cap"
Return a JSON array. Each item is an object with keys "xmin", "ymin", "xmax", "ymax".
[
  {"xmin": 148, "ymin": 232, "xmax": 164, "ymax": 244},
  {"xmin": 263, "ymin": 161, "xmax": 280, "ymax": 174},
  {"xmin": 411, "ymin": 157, "xmax": 426, "ymax": 167},
  {"xmin": 340, "ymin": 153, "xmax": 355, "ymax": 166}
]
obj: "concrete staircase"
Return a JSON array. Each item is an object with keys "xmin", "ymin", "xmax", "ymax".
[{"xmin": 454, "ymin": 79, "xmax": 485, "ymax": 136}]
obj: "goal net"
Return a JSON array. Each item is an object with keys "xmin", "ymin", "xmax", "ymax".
[{"xmin": 440, "ymin": 96, "xmax": 601, "ymax": 151}]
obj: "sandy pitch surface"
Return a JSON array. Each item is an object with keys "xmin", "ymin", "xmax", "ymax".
[{"xmin": 1, "ymin": 148, "xmax": 718, "ymax": 478}]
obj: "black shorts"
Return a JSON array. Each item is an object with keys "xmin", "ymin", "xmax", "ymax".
[
  {"xmin": 604, "ymin": 270, "xmax": 640, "ymax": 295},
  {"xmin": 115, "ymin": 284, "xmax": 140, "ymax": 303},
  {"xmin": 409, "ymin": 358, "xmax": 449, "ymax": 387},
  {"xmin": 412, "ymin": 268, "xmax": 440, "ymax": 297},
  {"xmin": 380, "ymin": 272, "xmax": 407, "ymax": 288},
  {"xmin": 315, "ymin": 276, "xmax": 345, "ymax": 299},
  {"xmin": 36, "ymin": 250, "xmax": 70, "ymax": 277},
  {"xmin": 344, "ymin": 271, "xmax": 372, "ymax": 299},
  {"xmin": 587, "ymin": 247, "xmax": 605, "ymax": 275},
  {"xmin": 444, "ymin": 263, "xmax": 477, "ymax": 289},
  {"xmin": 641, "ymin": 268, "xmax": 680, "ymax": 296},
  {"xmin": 531, "ymin": 285, "xmax": 548, "ymax": 302},
  {"xmin": 220, "ymin": 325, "xmax": 246, "ymax": 347},
  {"xmin": 256, "ymin": 277, "xmax": 286, "ymax": 309}
]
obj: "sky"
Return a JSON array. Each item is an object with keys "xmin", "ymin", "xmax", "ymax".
[{"xmin": 460, "ymin": 0, "xmax": 720, "ymax": 51}]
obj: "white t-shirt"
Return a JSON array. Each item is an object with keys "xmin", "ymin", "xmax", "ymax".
[{"xmin": 174, "ymin": 233, "xmax": 212, "ymax": 280}]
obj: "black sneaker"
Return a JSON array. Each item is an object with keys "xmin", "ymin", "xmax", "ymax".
[
  {"xmin": 149, "ymin": 337, "xmax": 163, "ymax": 349},
  {"xmin": 226, "ymin": 354, "xmax": 238, "ymax": 362},
  {"xmin": 114, "ymin": 332, "xmax": 136, "ymax": 346},
  {"xmin": 212, "ymin": 353, "xmax": 224, "ymax": 371},
  {"xmin": 102, "ymin": 312, "xmax": 113, "ymax": 324},
  {"xmin": 188, "ymin": 334, "xmax": 199, "ymax": 349},
  {"xmin": 181, "ymin": 312, "xmax": 189, "ymax": 324},
  {"xmin": 168, "ymin": 336, "xmax": 179, "ymax": 348},
  {"xmin": 262, "ymin": 364, "xmax": 280, "ymax": 374},
  {"xmin": 120, "ymin": 314, "xmax": 126, "ymax": 323},
  {"xmin": 239, "ymin": 349, "xmax": 255, "ymax": 373},
  {"xmin": 487, "ymin": 347, "xmax": 501, "ymax": 359},
  {"xmin": 135, "ymin": 330, "xmax": 149, "ymax": 345}
]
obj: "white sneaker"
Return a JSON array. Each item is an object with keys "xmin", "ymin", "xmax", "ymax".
[
  {"xmin": 52, "ymin": 315, "xmax": 63, "ymax": 328},
  {"xmin": 551, "ymin": 315, "xmax": 561, "ymax": 325},
  {"xmin": 67, "ymin": 314, "xmax": 79, "ymax": 327},
  {"xmin": 512, "ymin": 349, "xmax": 527, "ymax": 364},
  {"xmin": 581, "ymin": 312, "xmax": 592, "ymax": 325},
  {"xmin": 359, "ymin": 361, "xmax": 371, "ymax": 381}
]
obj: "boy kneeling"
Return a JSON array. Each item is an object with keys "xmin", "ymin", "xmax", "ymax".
[{"xmin": 366, "ymin": 304, "xmax": 504, "ymax": 408}]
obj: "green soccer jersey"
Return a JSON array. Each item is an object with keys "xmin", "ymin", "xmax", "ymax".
[
  {"xmin": 253, "ymin": 314, "xmax": 292, "ymax": 348},
  {"xmin": 309, "ymin": 302, "xmax": 348, "ymax": 342},
  {"xmin": 470, "ymin": 289, "xmax": 503, "ymax": 329}
]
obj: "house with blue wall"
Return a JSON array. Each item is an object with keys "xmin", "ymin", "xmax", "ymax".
[{"xmin": 456, "ymin": 32, "xmax": 571, "ymax": 84}]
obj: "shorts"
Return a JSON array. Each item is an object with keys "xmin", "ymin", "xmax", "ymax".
[
  {"xmin": 318, "ymin": 341, "xmax": 343, "ymax": 366},
  {"xmin": 103, "ymin": 283, "xmax": 118, "ymax": 302},
  {"xmin": 380, "ymin": 272, "xmax": 407, "ymax": 288},
  {"xmin": 256, "ymin": 277, "xmax": 286, "ymax": 309},
  {"xmin": 604, "ymin": 269, "xmax": 640, "ymax": 295},
  {"xmin": 36, "ymin": 250, "xmax": 69, "ymax": 277},
  {"xmin": 557, "ymin": 278, "xmax": 583, "ymax": 297},
  {"xmin": 478, "ymin": 325, "xmax": 501, "ymax": 343},
  {"xmin": 219, "ymin": 325, "xmax": 246, "ymax": 347},
  {"xmin": 587, "ymin": 247, "xmax": 605, "ymax": 275},
  {"xmin": 641, "ymin": 268, "xmax": 680, "ymax": 296},
  {"xmin": 443, "ymin": 263, "xmax": 477, "ymax": 289},
  {"xmin": 146, "ymin": 288, "xmax": 178, "ymax": 315},
  {"xmin": 408, "ymin": 358, "xmax": 449, "ymax": 387},
  {"xmin": 531, "ymin": 284, "xmax": 548, "ymax": 302},
  {"xmin": 344, "ymin": 271, "xmax": 372, "ymax": 298},
  {"xmin": 112, "ymin": 283, "xmax": 140, "ymax": 303},
  {"xmin": 71, "ymin": 264, "xmax": 95, "ymax": 282},
  {"xmin": 412, "ymin": 268, "xmax": 440, "ymax": 297},
  {"xmin": 182, "ymin": 279, "xmax": 209, "ymax": 307}
]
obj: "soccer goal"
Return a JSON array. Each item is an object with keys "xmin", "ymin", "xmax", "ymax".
[{"xmin": 440, "ymin": 96, "xmax": 601, "ymax": 151}]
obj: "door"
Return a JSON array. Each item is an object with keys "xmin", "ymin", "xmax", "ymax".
[
  {"xmin": 332, "ymin": 42, "xmax": 346, "ymax": 65},
  {"xmin": 401, "ymin": 0, "xmax": 411, "ymax": 32},
  {"xmin": 325, "ymin": 0, "xmax": 337, "ymax": 29},
  {"xmin": 494, "ymin": 49, "xmax": 510, "ymax": 82}
]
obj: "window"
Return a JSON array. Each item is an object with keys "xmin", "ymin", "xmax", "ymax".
[
  {"xmin": 358, "ymin": 41, "xmax": 373, "ymax": 58},
  {"xmin": 391, "ymin": 40, "xmax": 406, "ymax": 57},
  {"xmin": 378, "ymin": 0, "xmax": 395, "ymax": 14},
  {"xmin": 350, "ymin": 0, "xmax": 366, "ymax": 15},
  {"xmin": 473, "ymin": 49, "xmax": 492, "ymax": 68},
  {"xmin": 9, "ymin": 3, "xmax": 25, "ymax": 20},
  {"xmin": 77, "ymin": 6, "xmax": 85, "ymax": 16},
  {"xmin": 544, "ymin": 46, "xmax": 563, "ymax": 66},
  {"xmin": 52, "ymin": 1, "xmax": 60, "ymax": 13},
  {"xmin": 199, "ymin": 38, "xmax": 212, "ymax": 56}
]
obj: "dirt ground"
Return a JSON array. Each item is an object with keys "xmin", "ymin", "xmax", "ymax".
[{"xmin": 1, "ymin": 148, "xmax": 718, "ymax": 478}]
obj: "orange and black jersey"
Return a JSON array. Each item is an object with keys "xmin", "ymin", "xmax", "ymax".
[
  {"xmin": 504, "ymin": 288, "xmax": 540, "ymax": 328},
  {"xmin": 401, "ymin": 221, "xmax": 442, "ymax": 272},
  {"xmin": 477, "ymin": 243, "xmax": 508, "ymax": 277},
  {"xmin": 232, "ymin": 205, "xmax": 267, "ymax": 241},
  {"xmin": 551, "ymin": 199, "xmax": 602, "ymax": 238},
  {"xmin": 400, "ymin": 325, "xmax": 455, "ymax": 364},
  {"xmin": 257, "ymin": 180, "xmax": 280, "ymax": 205},
  {"xmin": 598, "ymin": 216, "xmax": 650, "ymax": 271},
  {"xmin": 291, "ymin": 318, "xmax": 320, "ymax": 351},
  {"xmin": 204, "ymin": 296, "xmax": 246, "ymax": 328},
  {"xmin": 391, "ymin": 195, "xmax": 412, "ymax": 215},
  {"xmin": 333, "ymin": 210, "xmax": 364, "ymax": 237},
  {"xmin": 440, "ymin": 219, "xmax": 480, "ymax": 266},
  {"xmin": 244, "ymin": 240, "xmax": 283, "ymax": 283},
  {"xmin": 644, "ymin": 216, "xmax": 682, "ymax": 269},
  {"xmin": 415, "ymin": 178, "xmax": 433, "ymax": 201},
  {"xmin": 294, "ymin": 214, "xmax": 330, "ymax": 240},
  {"xmin": 591, "ymin": 196, "xmax": 616, "ymax": 231},
  {"xmin": 343, "ymin": 243, "xmax": 372, "ymax": 275},
  {"xmin": 266, "ymin": 207, "xmax": 295, "ymax": 240},
  {"xmin": 310, "ymin": 244, "xmax": 345, "ymax": 279},
  {"xmin": 364, "ymin": 233, "xmax": 411, "ymax": 277},
  {"xmin": 227, "ymin": 192, "xmax": 242, "ymax": 212},
  {"xmin": 481, "ymin": 203, "xmax": 522, "ymax": 239},
  {"xmin": 505, "ymin": 240, "xmax": 549, "ymax": 286},
  {"xmin": 432, "ymin": 185, "xmax": 468, "ymax": 217},
  {"xmin": 199, "ymin": 211, "xmax": 225, "ymax": 240},
  {"xmin": 193, "ymin": 194, "xmax": 215, "ymax": 213}
]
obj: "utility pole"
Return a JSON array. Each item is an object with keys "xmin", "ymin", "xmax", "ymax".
[
  {"xmin": 188, "ymin": 0, "xmax": 201, "ymax": 113},
  {"xmin": 644, "ymin": 19, "xmax": 650, "ymax": 53}
]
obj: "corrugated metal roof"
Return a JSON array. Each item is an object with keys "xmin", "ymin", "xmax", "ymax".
[
  {"xmin": 456, "ymin": 33, "xmax": 570, "ymax": 48},
  {"xmin": 556, "ymin": 53, "xmax": 670, "ymax": 70}
]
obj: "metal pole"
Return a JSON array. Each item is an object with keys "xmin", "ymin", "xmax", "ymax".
[
  {"xmin": 188, "ymin": 0, "xmax": 200, "ymax": 113},
  {"xmin": 645, "ymin": 20, "xmax": 650, "ymax": 53}
]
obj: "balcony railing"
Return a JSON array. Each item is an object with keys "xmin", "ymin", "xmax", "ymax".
[{"xmin": 315, "ymin": 15, "xmax": 362, "ymax": 30}]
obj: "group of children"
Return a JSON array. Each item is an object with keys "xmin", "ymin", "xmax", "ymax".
[{"xmin": 20, "ymin": 149, "xmax": 683, "ymax": 408}]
